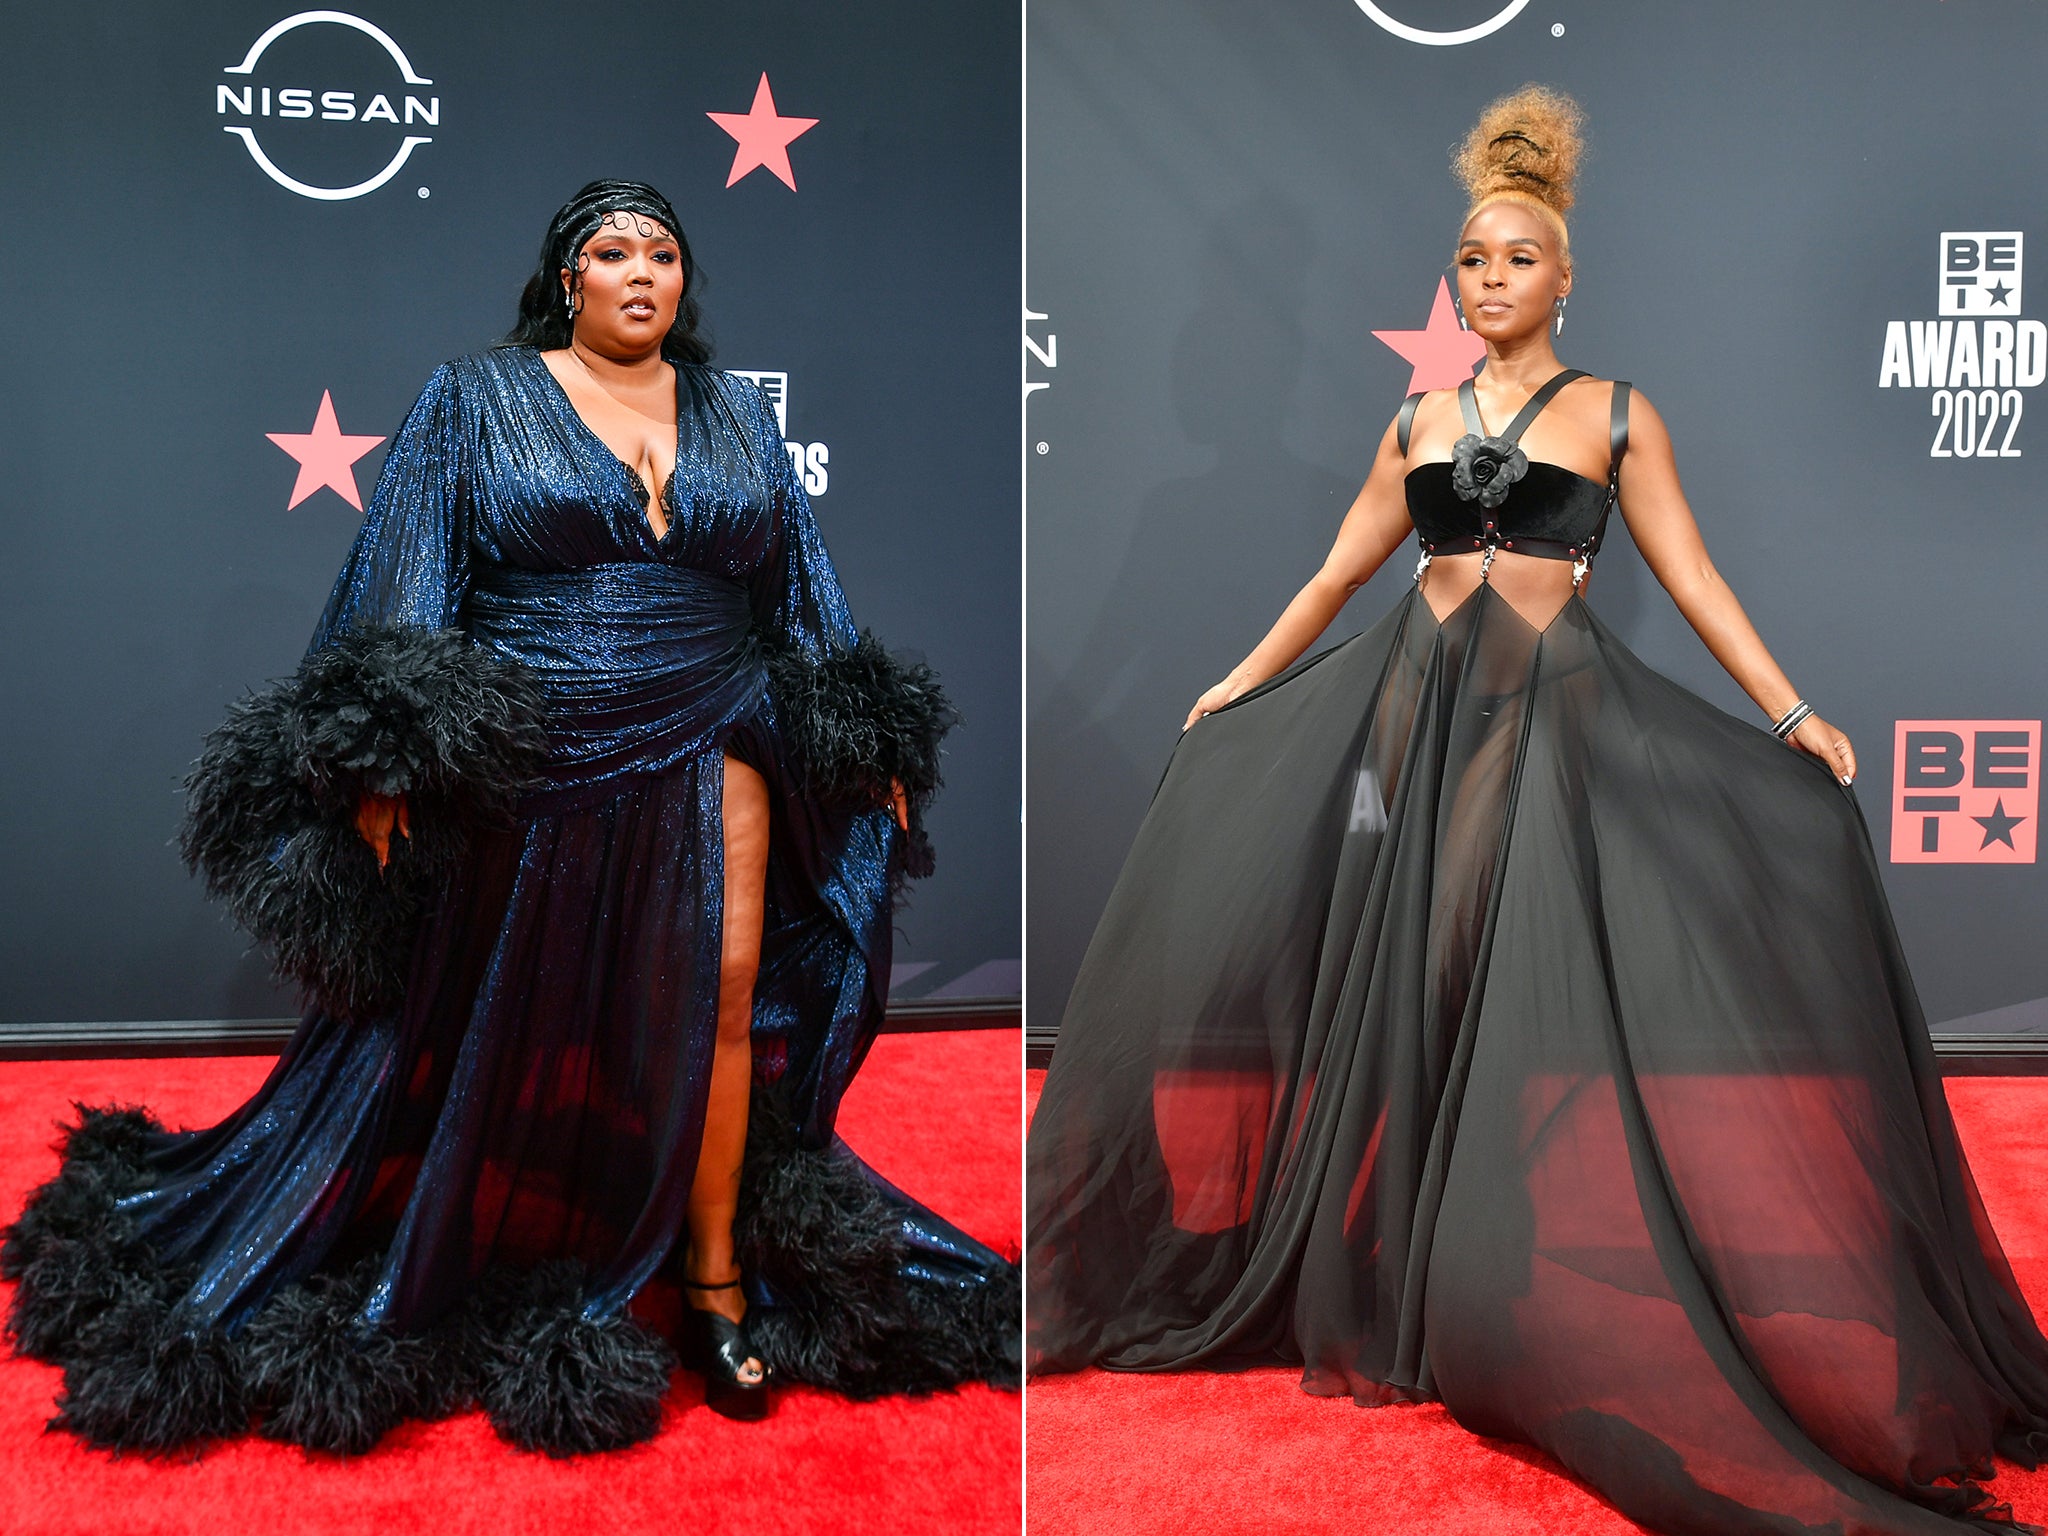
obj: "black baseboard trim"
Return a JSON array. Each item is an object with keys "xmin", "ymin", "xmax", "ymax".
[
  {"xmin": 881, "ymin": 998, "xmax": 1021, "ymax": 1033},
  {"xmin": 1026, "ymin": 1031, "xmax": 2048, "ymax": 1075},
  {"xmin": 1926, "ymin": 1033, "xmax": 2048, "ymax": 1075},
  {"xmin": 0, "ymin": 997, "xmax": 1020, "ymax": 1062}
]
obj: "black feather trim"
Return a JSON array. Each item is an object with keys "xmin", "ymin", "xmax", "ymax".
[
  {"xmin": 467, "ymin": 1260, "xmax": 675, "ymax": 1456},
  {"xmin": 51, "ymin": 1286, "xmax": 251, "ymax": 1454},
  {"xmin": 734, "ymin": 1084, "xmax": 1020, "ymax": 1398},
  {"xmin": 4, "ymin": 1105, "xmax": 245, "ymax": 1453},
  {"xmin": 284, "ymin": 625, "xmax": 549, "ymax": 812},
  {"xmin": 1, "ymin": 1106, "xmax": 171, "ymax": 1365},
  {"xmin": 5, "ymin": 1208, "xmax": 182, "ymax": 1367},
  {"xmin": 7, "ymin": 1089, "xmax": 1016, "ymax": 1457},
  {"xmin": 760, "ymin": 629, "xmax": 955, "ymax": 883},
  {"xmin": 57, "ymin": 1104, "xmax": 163, "ymax": 1179},
  {"xmin": 240, "ymin": 1255, "xmax": 460, "ymax": 1454},
  {"xmin": 179, "ymin": 624, "xmax": 548, "ymax": 1022}
]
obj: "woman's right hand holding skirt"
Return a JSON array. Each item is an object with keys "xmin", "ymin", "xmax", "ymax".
[
  {"xmin": 355, "ymin": 789, "xmax": 410, "ymax": 869},
  {"xmin": 1185, "ymin": 672, "xmax": 1258, "ymax": 732}
]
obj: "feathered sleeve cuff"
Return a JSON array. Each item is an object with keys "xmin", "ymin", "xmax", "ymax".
[
  {"xmin": 179, "ymin": 625, "xmax": 548, "ymax": 1023},
  {"xmin": 759, "ymin": 630, "xmax": 957, "ymax": 881}
]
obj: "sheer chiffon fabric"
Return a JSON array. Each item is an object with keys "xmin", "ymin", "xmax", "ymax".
[{"xmin": 1028, "ymin": 577, "xmax": 2048, "ymax": 1534}]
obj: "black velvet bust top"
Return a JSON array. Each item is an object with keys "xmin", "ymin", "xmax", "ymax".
[{"xmin": 1404, "ymin": 459, "xmax": 1613, "ymax": 562}]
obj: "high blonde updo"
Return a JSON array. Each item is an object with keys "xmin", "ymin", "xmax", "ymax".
[{"xmin": 1452, "ymin": 84, "xmax": 1585, "ymax": 273}]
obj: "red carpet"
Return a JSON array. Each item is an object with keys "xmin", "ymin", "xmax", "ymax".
[
  {"xmin": 1025, "ymin": 1071, "xmax": 2048, "ymax": 1535},
  {"xmin": 0, "ymin": 1029, "xmax": 1021, "ymax": 1536}
]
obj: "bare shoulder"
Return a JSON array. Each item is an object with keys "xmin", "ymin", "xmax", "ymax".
[
  {"xmin": 1391, "ymin": 384, "xmax": 1458, "ymax": 435},
  {"xmin": 1553, "ymin": 373, "xmax": 1672, "ymax": 453},
  {"xmin": 1556, "ymin": 369, "xmax": 1623, "ymax": 411}
]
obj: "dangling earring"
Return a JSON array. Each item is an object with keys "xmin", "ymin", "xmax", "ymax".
[
  {"xmin": 563, "ymin": 283, "xmax": 578, "ymax": 320},
  {"xmin": 1457, "ymin": 298, "xmax": 1469, "ymax": 332},
  {"xmin": 1553, "ymin": 294, "xmax": 1567, "ymax": 337}
]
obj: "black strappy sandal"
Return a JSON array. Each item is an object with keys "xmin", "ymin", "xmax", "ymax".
[{"xmin": 681, "ymin": 1276, "xmax": 773, "ymax": 1421}]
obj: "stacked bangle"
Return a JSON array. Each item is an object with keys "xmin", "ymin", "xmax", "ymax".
[{"xmin": 1771, "ymin": 699, "xmax": 1814, "ymax": 740}]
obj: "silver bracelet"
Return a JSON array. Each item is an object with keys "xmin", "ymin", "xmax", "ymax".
[{"xmin": 1771, "ymin": 699, "xmax": 1813, "ymax": 739}]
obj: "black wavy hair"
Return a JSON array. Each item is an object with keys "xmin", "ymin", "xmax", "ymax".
[{"xmin": 501, "ymin": 179, "xmax": 712, "ymax": 364}]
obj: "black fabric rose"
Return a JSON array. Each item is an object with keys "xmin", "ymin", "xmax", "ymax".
[{"xmin": 1449, "ymin": 432, "xmax": 1528, "ymax": 510}]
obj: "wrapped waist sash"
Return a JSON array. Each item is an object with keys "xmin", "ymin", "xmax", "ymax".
[{"xmin": 466, "ymin": 562, "xmax": 766, "ymax": 797}]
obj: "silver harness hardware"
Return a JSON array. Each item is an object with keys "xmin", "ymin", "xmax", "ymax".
[{"xmin": 1395, "ymin": 373, "xmax": 1631, "ymax": 597}]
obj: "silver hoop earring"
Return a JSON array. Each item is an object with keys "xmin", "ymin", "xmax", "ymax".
[{"xmin": 1553, "ymin": 294, "xmax": 1567, "ymax": 337}]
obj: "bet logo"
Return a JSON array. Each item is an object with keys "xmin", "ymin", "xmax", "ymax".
[
  {"xmin": 1940, "ymin": 232, "xmax": 2023, "ymax": 318},
  {"xmin": 729, "ymin": 370, "xmax": 830, "ymax": 496},
  {"xmin": 215, "ymin": 12, "xmax": 439, "ymax": 201},
  {"xmin": 1876, "ymin": 229, "xmax": 2040, "ymax": 457},
  {"xmin": 1890, "ymin": 720, "xmax": 2038, "ymax": 864}
]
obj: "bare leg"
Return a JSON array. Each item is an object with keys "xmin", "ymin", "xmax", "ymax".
[{"xmin": 683, "ymin": 753, "xmax": 770, "ymax": 1384}]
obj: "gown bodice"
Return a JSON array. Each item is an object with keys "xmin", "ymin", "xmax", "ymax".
[
  {"xmin": 304, "ymin": 345, "xmax": 857, "ymax": 806},
  {"xmin": 1403, "ymin": 459, "xmax": 1613, "ymax": 560},
  {"xmin": 460, "ymin": 345, "xmax": 782, "ymax": 586},
  {"xmin": 1398, "ymin": 367, "xmax": 1630, "ymax": 567}
]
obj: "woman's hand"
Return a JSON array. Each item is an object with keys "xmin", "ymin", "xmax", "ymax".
[
  {"xmin": 355, "ymin": 789, "xmax": 411, "ymax": 869},
  {"xmin": 1184, "ymin": 679, "xmax": 1243, "ymax": 733},
  {"xmin": 1789, "ymin": 714, "xmax": 1856, "ymax": 785},
  {"xmin": 890, "ymin": 778, "xmax": 909, "ymax": 831}
]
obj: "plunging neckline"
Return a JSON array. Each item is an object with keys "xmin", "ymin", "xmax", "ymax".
[{"xmin": 525, "ymin": 345, "xmax": 683, "ymax": 544}]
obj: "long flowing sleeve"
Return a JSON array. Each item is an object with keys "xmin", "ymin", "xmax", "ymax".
[
  {"xmin": 736, "ymin": 378, "xmax": 953, "ymax": 874},
  {"xmin": 306, "ymin": 362, "xmax": 471, "ymax": 651},
  {"xmin": 180, "ymin": 358, "xmax": 545, "ymax": 1024},
  {"xmin": 744, "ymin": 381, "xmax": 858, "ymax": 663}
]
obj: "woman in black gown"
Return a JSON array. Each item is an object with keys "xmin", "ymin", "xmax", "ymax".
[
  {"xmin": 2, "ymin": 180, "xmax": 1017, "ymax": 1456},
  {"xmin": 1027, "ymin": 87, "xmax": 2048, "ymax": 1534}
]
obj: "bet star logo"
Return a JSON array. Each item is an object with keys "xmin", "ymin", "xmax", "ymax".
[
  {"xmin": 266, "ymin": 391, "xmax": 384, "ymax": 510},
  {"xmin": 1939, "ymin": 232, "xmax": 2023, "ymax": 318},
  {"xmin": 1890, "ymin": 720, "xmax": 2039, "ymax": 864},
  {"xmin": 707, "ymin": 74, "xmax": 818, "ymax": 190},
  {"xmin": 1373, "ymin": 277, "xmax": 1488, "ymax": 393},
  {"xmin": 728, "ymin": 369, "xmax": 830, "ymax": 495}
]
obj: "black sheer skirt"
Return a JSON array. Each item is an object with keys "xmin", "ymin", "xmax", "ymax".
[{"xmin": 1027, "ymin": 578, "xmax": 2048, "ymax": 1535}]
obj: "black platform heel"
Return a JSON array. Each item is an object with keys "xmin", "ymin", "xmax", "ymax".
[{"xmin": 680, "ymin": 1276, "xmax": 772, "ymax": 1421}]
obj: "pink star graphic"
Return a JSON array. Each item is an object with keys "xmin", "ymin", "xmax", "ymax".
[
  {"xmin": 1372, "ymin": 278, "xmax": 1489, "ymax": 393},
  {"xmin": 707, "ymin": 74, "xmax": 818, "ymax": 190},
  {"xmin": 266, "ymin": 391, "xmax": 385, "ymax": 510}
]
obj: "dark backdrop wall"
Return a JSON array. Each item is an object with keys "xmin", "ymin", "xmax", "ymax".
[
  {"xmin": 1027, "ymin": 1, "xmax": 2048, "ymax": 1043},
  {"xmin": 0, "ymin": 1, "xmax": 1019, "ymax": 1026}
]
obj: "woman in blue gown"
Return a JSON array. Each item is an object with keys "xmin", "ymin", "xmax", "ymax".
[{"xmin": 1, "ymin": 180, "xmax": 1017, "ymax": 1456}]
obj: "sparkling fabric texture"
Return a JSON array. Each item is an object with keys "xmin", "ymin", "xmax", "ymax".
[{"xmin": 121, "ymin": 346, "xmax": 1003, "ymax": 1338}]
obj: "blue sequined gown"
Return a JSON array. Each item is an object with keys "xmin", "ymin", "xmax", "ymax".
[{"xmin": 3, "ymin": 345, "xmax": 1015, "ymax": 1452}]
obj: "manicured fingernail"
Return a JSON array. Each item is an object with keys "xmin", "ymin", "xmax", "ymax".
[{"xmin": 1840, "ymin": 775, "xmax": 1853, "ymax": 785}]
